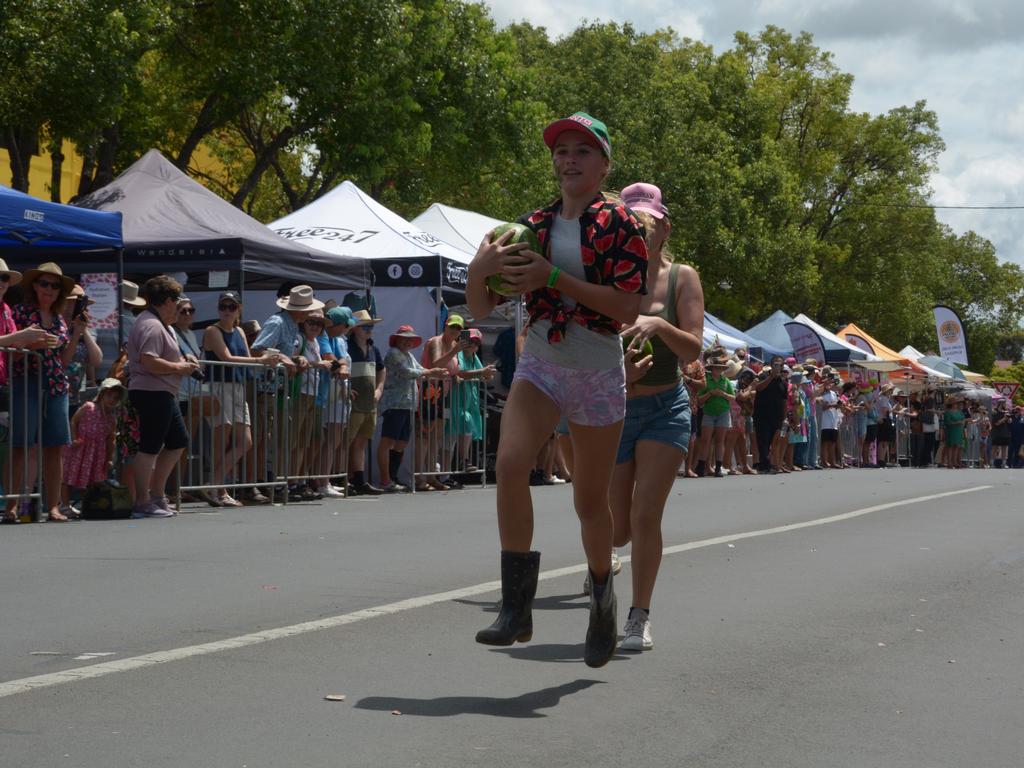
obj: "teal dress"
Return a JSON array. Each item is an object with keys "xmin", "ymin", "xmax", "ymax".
[
  {"xmin": 450, "ymin": 351, "xmax": 484, "ymax": 440},
  {"xmin": 944, "ymin": 409, "xmax": 965, "ymax": 448}
]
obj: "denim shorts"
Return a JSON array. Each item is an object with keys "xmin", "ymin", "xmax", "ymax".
[
  {"xmin": 514, "ymin": 352, "xmax": 625, "ymax": 427},
  {"xmin": 616, "ymin": 384, "xmax": 691, "ymax": 464},
  {"xmin": 702, "ymin": 411, "xmax": 732, "ymax": 430},
  {"xmin": 11, "ymin": 377, "xmax": 71, "ymax": 448}
]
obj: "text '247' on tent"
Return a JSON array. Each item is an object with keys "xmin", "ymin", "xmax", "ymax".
[
  {"xmin": 74, "ymin": 149, "xmax": 369, "ymax": 290},
  {"xmin": 270, "ymin": 181, "xmax": 474, "ymax": 298}
]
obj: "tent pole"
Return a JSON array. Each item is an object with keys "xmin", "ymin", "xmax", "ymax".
[{"xmin": 117, "ymin": 248, "xmax": 124, "ymax": 351}]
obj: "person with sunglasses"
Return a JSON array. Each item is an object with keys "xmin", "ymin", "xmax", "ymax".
[
  {"xmin": 203, "ymin": 291, "xmax": 275, "ymax": 507},
  {"xmin": 5, "ymin": 263, "xmax": 76, "ymax": 522}
]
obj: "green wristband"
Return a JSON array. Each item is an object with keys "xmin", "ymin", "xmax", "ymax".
[{"xmin": 547, "ymin": 266, "xmax": 561, "ymax": 289}]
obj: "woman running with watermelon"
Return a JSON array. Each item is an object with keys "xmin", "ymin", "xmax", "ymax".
[
  {"xmin": 467, "ymin": 112, "xmax": 648, "ymax": 668},
  {"xmin": 610, "ymin": 183, "xmax": 704, "ymax": 651}
]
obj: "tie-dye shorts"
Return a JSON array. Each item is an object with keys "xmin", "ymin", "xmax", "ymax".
[{"xmin": 513, "ymin": 352, "xmax": 625, "ymax": 427}]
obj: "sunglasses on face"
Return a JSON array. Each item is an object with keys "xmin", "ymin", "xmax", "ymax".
[
  {"xmin": 218, "ymin": 303, "xmax": 239, "ymax": 312},
  {"xmin": 179, "ymin": 307, "xmax": 195, "ymax": 315},
  {"xmin": 0, "ymin": 274, "xmax": 10, "ymax": 283},
  {"xmin": 36, "ymin": 279, "xmax": 61, "ymax": 290}
]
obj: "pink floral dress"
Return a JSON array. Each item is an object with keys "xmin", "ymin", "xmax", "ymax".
[{"xmin": 63, "ymin": 401, "xmax": 115, "ymax": 488}]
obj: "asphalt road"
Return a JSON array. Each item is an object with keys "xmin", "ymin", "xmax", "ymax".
[{"xmin": 1, "ymin": 468, "xmax": 1021, "ymax": 768}]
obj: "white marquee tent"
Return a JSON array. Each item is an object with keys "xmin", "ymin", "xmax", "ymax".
[
  {"xmin": 412, "ymin": 202, "xmax": 505, "ymax": 255},
  {"xmin": 269, "ymin": 182, "xmax": 478, "ymax": 344}
]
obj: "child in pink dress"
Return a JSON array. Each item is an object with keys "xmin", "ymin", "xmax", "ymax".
[{"xmin": 61, "ymin": 378, "xmax": 125, "ymax": 517}]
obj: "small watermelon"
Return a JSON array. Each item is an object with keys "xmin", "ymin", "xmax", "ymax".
[
  {"xmin": 485, "ymin": 223, "xmax": 541, "ymax": 296},
  {"xmin": 622, "ymin": 335, "xmax": 654, "ymax": 357}
]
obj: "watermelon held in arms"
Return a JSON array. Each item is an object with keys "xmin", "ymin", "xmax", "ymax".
[
  {"xmin": 485, "ymin": 223, "xmax": 541, "ymax": 297},
  {"xmin": 622, "ymin": 335, "xmax": 654, "ymax": 357}
]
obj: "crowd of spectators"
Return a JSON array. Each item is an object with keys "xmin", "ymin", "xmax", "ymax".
[
  {"xmin": 1, "ymin": 260, "xmax": 1020, "ymax": 525},
  {"xmin": 674, "ymin": 348, "xmax": 1024, "ymax": 476},
  {"xmin": 0, "ymin": 266, "xmax": 498, "ymax": 523}
]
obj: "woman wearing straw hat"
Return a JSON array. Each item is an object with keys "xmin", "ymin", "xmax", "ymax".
[
  {"xmin": 609, "ymin": 182, "xmax": 704, "ymax": 651},
  {"xmin": 378, "ymin": 325, "xmax": 449, "ymax": 492},
  {"xmin": 7, "ymin": 263, "xmax": 76, "ymax": 521},
  {"xmin": 467, "ymin": 111, "xmax": 649, "ymax": 667}
]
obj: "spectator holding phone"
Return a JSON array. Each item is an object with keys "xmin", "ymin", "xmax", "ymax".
[
  {"xmin": 60, "ymin": 284, "xmax": 103, "ymax": 413},
  {"xmin": 419, "ymin": 314, "xmax": 472, "ymax": 490},
  {"xmin": 753, "ymin": 355, "xmax": 788, "ymax": 473}
]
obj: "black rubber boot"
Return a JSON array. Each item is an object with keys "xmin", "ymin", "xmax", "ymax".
[
  {"xmin": 584, "ymin": 567, "xmax": 617, "ymax": 668},
  {"xmin": 476, "ymin": 550, "xmax": 541, "ymax": 646}
]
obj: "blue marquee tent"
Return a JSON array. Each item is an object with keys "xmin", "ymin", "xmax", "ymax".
[{"xmin": 0, "ymin": 185, "xmax": 122, "ymax": 258}]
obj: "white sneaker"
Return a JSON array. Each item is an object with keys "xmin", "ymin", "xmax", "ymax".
[
  {"xmin": 620, "ymin": 609, "xmax": 653, "ymax": 651},
  {"xmin": 611, "ymin": 549, "xmax": 622, "ymax": 575},
  {"xmin": 321, "ymin": 485, "xmax": 345, "ymax": 498}
]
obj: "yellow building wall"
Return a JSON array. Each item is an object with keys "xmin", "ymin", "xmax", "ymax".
[
  {"xmin": 0, "ymin": 140, "xmax": 86, "ymax": 202},
  {"xmin": 0, "ymin": 142, "xmax": 226, "ymax": 204}
]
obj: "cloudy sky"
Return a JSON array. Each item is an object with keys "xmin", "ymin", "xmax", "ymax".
[{"xmin": 484, "ymin": 0, "xmax": 1024, "ymax": 269}]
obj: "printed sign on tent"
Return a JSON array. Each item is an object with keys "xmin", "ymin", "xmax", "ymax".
[
  {"xmin": 933, "ymin": 305, "xmax": 969, "ymax": 365},
  {"xmin": 991, "ymin": 381, "xmax": 1020, "ymax": 399},
  {"xmin": 79, "ymin": 273, "xmax": 118, "ymax": 329},
  {"xmin": 784, "ymin": 322, "xmax": 826, "ymax": 365},
  {"xmin": 845, "ymin": 334, "xmax": 875, "ymax": 355}
]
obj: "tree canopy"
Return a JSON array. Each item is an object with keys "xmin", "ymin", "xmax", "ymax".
[{"xmin": 2, "ymin": 3, "xmax": 1021, "ymax": 371}]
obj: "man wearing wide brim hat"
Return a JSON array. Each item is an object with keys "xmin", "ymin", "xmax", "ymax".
[
  {"xmin": 351, "ymin": 308, "xmax": 382, "ymax": 326},
  {"xmin": 253, "ymin": 285, "xmax": 324, "ymax": 369},
  {"xmin": 122, "ymin": 280, "xmax": 147, "ymax": 308}
]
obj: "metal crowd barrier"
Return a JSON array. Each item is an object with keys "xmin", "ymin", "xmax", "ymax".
[
  {"xmin": 895, "ymin": 413, "xmax": 912, "ymax": 466},
  {"xmin": 175, "ymin": 358, "xmax": 350, "ymax": 505},
  {"xmin": 1, "ymin": 348, "xmax": 46, "ymax": 522},
  {"xmin": 412, "ymin": 376, "xmax": 488, "ymax": 491},
  {"xmin": 838, "ymin": 415, "xmax": 858, "ymax": 466}
]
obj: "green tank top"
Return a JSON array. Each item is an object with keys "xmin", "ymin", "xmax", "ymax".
[{"xmin": 635, "ymin": 263, "xmax": 682, "ymax": 387}]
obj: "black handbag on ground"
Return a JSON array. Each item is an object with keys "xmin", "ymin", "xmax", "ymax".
[{"xmin": 81, "ymin": 482, "xmax": 133, "ymax": 520}]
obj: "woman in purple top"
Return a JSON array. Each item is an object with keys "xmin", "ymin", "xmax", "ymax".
[{"xmin": 126, "ymin": 275, "xmax": 200, "ymax": 518}]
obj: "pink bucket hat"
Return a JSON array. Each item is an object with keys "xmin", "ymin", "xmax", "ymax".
[{"xmin": 621, "ymin": 182, "xmax": 668, "ymax": 219}]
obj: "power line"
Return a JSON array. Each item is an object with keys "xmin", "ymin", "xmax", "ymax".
[{"xmin": 847, "ymin": 201, "xmax": 1024, "ymax": 210}]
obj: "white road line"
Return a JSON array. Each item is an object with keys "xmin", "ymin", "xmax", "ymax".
[{"xmin": 0, "ymin": 485, "xmax": 990, "ymax": 699}]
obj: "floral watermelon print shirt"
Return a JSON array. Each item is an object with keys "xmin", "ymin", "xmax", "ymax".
[{"xmin": 519, "ymin": 193, "xmax": 648, "ymax": 343}]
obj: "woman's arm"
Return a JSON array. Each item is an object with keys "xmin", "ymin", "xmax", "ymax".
[
  {"xmin": 82, "ymin": 328, "xmax": 103, "ymax": 369},
  {"xmin": 61, "ymin": 318, "xmax": 86, "ymax": 367},
  {"xmin": 204, "ymin": 326, "xmax": 267, "ymax": 366}
]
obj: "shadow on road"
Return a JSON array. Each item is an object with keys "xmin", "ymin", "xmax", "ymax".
[
  {"xmin": 353, "ymin": 679, "xmax": 604, "ymax": 718},
  {"xmin": 454, "ymin": 593, "xmax": 587, "ymax": 612},
  {"xmin": 490, "ymin": 642, "xmax": 631, "ymax": 664}
]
